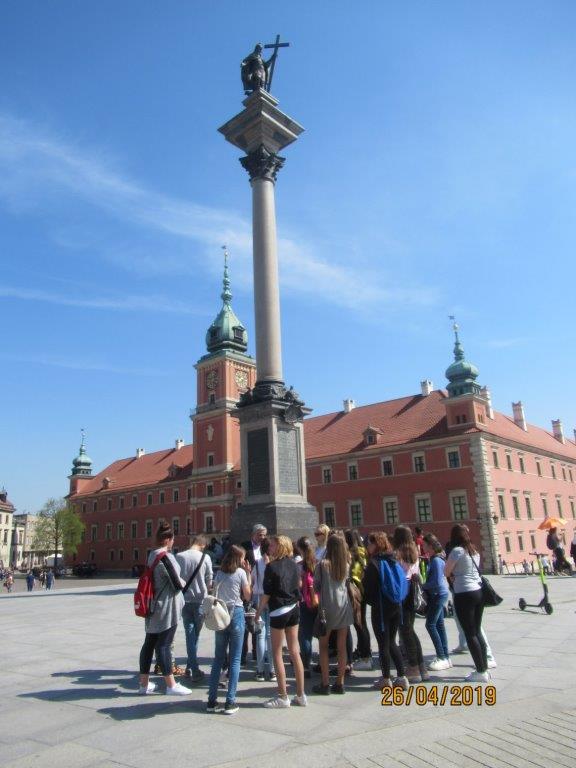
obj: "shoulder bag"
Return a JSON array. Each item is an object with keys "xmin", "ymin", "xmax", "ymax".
[
  {"xmin": 201, "ymin": 580, "xmax": 231, "ymax": 631},
  {"xmin": 312, "ymin": 564, "xmax": 328, "ymax": 638},
  {"xmin": 471, "ymin": 554, "xmax": 503, "ymax": 607}
]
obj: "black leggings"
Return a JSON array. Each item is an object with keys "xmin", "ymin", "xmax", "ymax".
[
  {"xmin": 140, "ymin": 625, "xmax": 177, "ymax": 675},
  {"xmin": 353, "ymin": 599, "xmax": 372, "ymax": 658},
  {"xmin": 399, "ymin": 607, "xmax": 423, "ymax": 667},
  {"xmin": 371, "ymin": 608, "xmax": 405, "ymax": 679},
  {"xmin": 454, "ymin": 589, "xmax": 487, "ymax": 672}
]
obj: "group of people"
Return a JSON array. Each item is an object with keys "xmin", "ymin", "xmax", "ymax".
[
  {"xmin": 25, "ymin": 568, "xmax": 55, "ymax": 591},
  {"xmin": 137, "ymin": 520, "xmax": 497, "ymax": 714}
]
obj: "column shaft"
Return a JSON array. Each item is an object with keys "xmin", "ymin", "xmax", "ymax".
[{"xmin": 251, "ymin": 177, "xmax": 283, "ymax": 383}]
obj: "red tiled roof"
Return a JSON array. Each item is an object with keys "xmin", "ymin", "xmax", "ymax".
[
  {"xmin": 481, "ymin": 412, "xmax": 576, "ymax": 460},
  {"xmin": 74, "ymin": 445, "xmax": 193, "ymax": 496}
]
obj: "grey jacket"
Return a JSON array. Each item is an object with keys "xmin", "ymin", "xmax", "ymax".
[{"xmin": 144, "ymin": 549, "xmax": 185, "ymax": 634}]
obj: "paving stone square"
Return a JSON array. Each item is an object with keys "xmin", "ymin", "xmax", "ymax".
[{"xmin": 1, "ymin": 574, "xmax": 575, "ymax": 768}]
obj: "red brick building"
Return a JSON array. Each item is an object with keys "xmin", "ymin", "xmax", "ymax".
[{"xmin": 68, "ymin": 272, "xmax": 576, "ymax": 573}]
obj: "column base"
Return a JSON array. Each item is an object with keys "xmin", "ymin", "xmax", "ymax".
[{"xmin": 230, "ymin": 501, "xmax": 319, "ymax": 545}]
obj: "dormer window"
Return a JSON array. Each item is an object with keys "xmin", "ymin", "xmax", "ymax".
[
  {"xmin": 234, "ymin": 328, "xmax": 244, "ymax": 341},
  {"xmin": 363, "ymin": 426, "xmax": 383, "ymax": 447}
]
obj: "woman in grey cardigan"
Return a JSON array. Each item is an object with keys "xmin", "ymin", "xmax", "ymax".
[{"xmin": 138, "ymin": 523, "xmax": 191, "ymax": 695}]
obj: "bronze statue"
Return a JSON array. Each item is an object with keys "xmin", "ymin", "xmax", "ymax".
[{"xmin": 241, "ymin": 36, "xmax": 290, "ymax": 95}]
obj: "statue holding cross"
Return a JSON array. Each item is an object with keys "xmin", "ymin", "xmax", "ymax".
[{"xmin": 240, "ymin": 36, "xmax": 290, "ymax": 95}]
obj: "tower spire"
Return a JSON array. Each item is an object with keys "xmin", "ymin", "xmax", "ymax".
[
  {"xmin": 71, "ymin": 428, "xmax": 92, "ymax": 476},
  {"xmin": 205, "ymin": 248, "xmax": 248, "ymax": 353},
  {"xmin": 445, "ymin": 317, "xmax": 480, "ymax": 397}
]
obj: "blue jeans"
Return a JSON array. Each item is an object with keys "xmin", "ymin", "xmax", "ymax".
[
  {"xmin": 298, "ymin": 602, "xmax": 317, "ymax": 670},
  {"xmin": 425, "ymin": 593, "xmax": 449, "ymax": 659},
  {"xmin": 255, "ymin": 607, "xmax": 275, "ymax": 675},
  {"xmin": 182, "ymin": 602, "xmax": 203, "ymax": 673},
  {"xmin": 208, "ymin": 606, "xmax": 245, "ymax": 705}
]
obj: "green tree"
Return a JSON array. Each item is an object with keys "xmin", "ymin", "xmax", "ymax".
[{"xmin": 33, "ymin": 498, "xmax": 85, "ymax": 566}]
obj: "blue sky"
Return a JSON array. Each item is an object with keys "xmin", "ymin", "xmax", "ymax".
[{"xmin": 2, "ymin": 1, "xmax": 576, "ymax": 513}]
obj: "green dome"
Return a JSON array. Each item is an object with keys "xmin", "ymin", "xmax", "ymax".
[
  {"xmin": 206, "ymin": 250, "xmax": 248, "ymax": 353},
  {"xmin": 445, "ymin": 322, "xmax": 481, "ymax": 398},
  {"xmin": 71, "ymin": 432, "xmax": 93, "ymax": 476}
]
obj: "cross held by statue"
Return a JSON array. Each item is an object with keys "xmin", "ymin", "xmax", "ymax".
[{"xmin": 264, "ymin": 35, "xmax": 290, "ymax": 92}]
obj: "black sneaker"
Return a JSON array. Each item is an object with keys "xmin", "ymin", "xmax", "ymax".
[
  {"xmin": 224, "ymin": 701, "xmax": 239, "ymax": 715},
  {"xmin": 331, "ymin": 683, "xmax": 345, "ymax": 694},
  {"xmin": 206, "ymin": 700, "xmax": 222, "ymax": 713},
  {"xmin": 312, "ymin": 683, "xmax": 331, "ymax": 695}
]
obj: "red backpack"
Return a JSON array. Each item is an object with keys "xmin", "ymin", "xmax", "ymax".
[{"xmin": 134, "ymin": 553, "xmax": 165, "ymax": 618}]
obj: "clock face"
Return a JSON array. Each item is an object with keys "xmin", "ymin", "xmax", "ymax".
[
  {"xmin": 206, "ymin": 370, "xmax": 218, "ymax": 390},
  {"xmin": 235, "ymin": 369, "xmax": 248, "ymax": 391}
]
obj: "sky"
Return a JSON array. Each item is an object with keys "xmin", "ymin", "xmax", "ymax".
[{"xmin": 2, "ymin": 1, "xmax": 576, "ymax": 514}]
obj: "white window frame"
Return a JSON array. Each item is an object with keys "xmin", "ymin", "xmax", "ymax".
[
  {"xmin": 347, "ymin": 462, "xmax": 358, "ymax": 481},
  {"xmin": 446, "ymin": 447, "xmax": 461, "ymax": 469},
  {"xmin": 348, "ymin": 500, "xmax": 363, "ymax": 527},
  {"xmin": 412, "ymin": 452, "xmax": 426, "ymax": 473},
  {"xmin": 381, "ymin": 456, "xmax": 394, "ymax": 477},
  {"xmin": 449, "ymin": 490, "xmax": 468, "ymax": 521},
  {"xmin": 383, "ymin": 496, "xmax": 399, "ymax": 525},
  {"xmin": 414, "ymin": 493, "xmax": 433, "ymax": 522}
]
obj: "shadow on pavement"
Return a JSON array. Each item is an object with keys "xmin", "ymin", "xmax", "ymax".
[{"xmin": 53, "ymin": 669, "xmax": 135, "ymax": 686}]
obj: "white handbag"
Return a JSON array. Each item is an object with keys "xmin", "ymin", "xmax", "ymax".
[{"xmin": 201, "ymin": 583, "xmax": 231, "ymax": 631}]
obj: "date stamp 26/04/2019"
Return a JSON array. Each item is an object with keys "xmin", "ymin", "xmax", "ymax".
[{"xmin": 381, "ymin": 685, "xmax": 496, "ymax": 707}]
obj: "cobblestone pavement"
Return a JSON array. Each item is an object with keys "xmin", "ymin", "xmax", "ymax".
[{"xmin": 0, "ymin": 574, "xmax": 574, "ymax": 768}]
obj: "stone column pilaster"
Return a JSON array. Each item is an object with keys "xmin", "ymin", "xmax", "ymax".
[{"xmin": 469, "ymin": 433, "xmax": 500, "ymax": 574}]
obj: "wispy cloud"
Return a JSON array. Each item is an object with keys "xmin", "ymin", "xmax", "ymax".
[
  {"xmin": 1, "ymin": 353, "xmax": 169, "ymax": 377},
  {"xmin": 0, "ymin": 113, "xmax": 439, "ymax": 312},
  {"xmin": 0, "ymin": 285, "xmax": 204, "ymax": 315}
]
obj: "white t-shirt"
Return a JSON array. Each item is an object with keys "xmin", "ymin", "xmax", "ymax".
[{"xmin": 447, "ymin": 547, "xmax": 482, "ymax": 594}]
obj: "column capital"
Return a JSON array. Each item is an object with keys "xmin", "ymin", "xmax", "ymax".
[{"xmin": 240, "ymin": 144, "xmax": 285, "ymax": 183}]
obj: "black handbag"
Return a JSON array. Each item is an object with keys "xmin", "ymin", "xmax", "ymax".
[
  {"xmin": 410, "ymin": 573, "xmax": 428, "ymax": 616},
  {"xmin": 471, "ymin": 556, "xmax": 503, "ymax": 607}
]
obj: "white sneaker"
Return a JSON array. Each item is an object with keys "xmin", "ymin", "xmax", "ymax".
[
  {"xmin": 166, "ymin": 682, "xmax": 192, "ymax": 696},
  {"xmin": 487, "ymin": 659, "xmax": 497, "ymax": 669},
  {"xmin": 264, "ymin": 695, "xmax": 291, "ymax": 708},
  {"xmin": 353, "ymin": 657, "xmax": 373, "ymax": 671},
  {"xmin": 428, "ymin": 657, "xmax": 451, "ymax": 671},
  {"xmin": 373, "ymin": 676, "xmax": 392, "ymax": 689},
  {"xmin": 465, "ymin": 670, "xmax": 491, "ymax": 683},
  {"xmin": 392, "ymin": 676, "xmax": 409, "ymax": 690},
  {"xmin": 138, "ymin": 681, "xmax": 157, "ymax": 695},
  {"xmin": 291, "ymin": 694, "xmax": 308, "ymax": 707}
]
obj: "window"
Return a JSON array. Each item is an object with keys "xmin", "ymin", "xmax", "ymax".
[
  {"xmin": 413, "ymin": 454, "xmax": 425, "ymax": 473},
  {"xmin": 366, "ymin": 434, "xmax": 376, "ymax": 445},
  {"xmin": 536, "ymin": 460, "xmax": 542, "ymax": 477},
  {"xmin": 209, "ymin": 393, "xmax": 215, "ymax": 404},
  {"xmin": 119, "ymin": 549, "xmax": 124, "ymax": 562},
  {"xmin": 383, "ymin": 497, "xmax": 399, "ymax": 525},
  {"xmin": 415, "ymin": 495, "xmax": 432, "ymax": 523},
  {"xmin": 119, "ymin": 496, "xmax": 125, "ymax": 509},
  {"xmin": 107, "ymin": 498, "xmax": 112, "ymax": 511},
  {"xmin": 173, "ymin": 517, "xmax": 180, "ymax": 536},
  {"xmin": 131, "ymin": 521, "xmax": 138, "ymax": 539},
  {"xmin": 525, "ymin": 496, "xmax": 532, "ymax": 520},
  {"xmin": 382, "ymin": 458, "xmax": 393, "ymax": 476},
  {"xmin": 146, "ymin": 520, "xmax": 153, "ymax": 539},
  {"xmin": 205, "ymin": 514, "xmax": 214, "ymax": 534},
  {"xmin": 542, "ymin": 497, "xmax": 548, "ymax": 517},
  {"xmin": 506, "ymin": 453, "xmax": 512, "ymax": 471},
  {"xmin": 556, "ymin": 498, "xmax": 563, "ymax": 516},
  {"xmin": 133, "ymin": 549, "xmax": 139, "ymax": 562},
  {"xmin": 187, "ymin": 487, "xmax": 192, "ymax": 501},
  {"xmin": 348, "ymin": 463, "xmax": 358, "ymax": 481},
  {"xmin": 492, "ymin": 451, "xmax": 499, "ymax": 468},
  {"xmin": 551, "ymin": 464, "xmax": 556, "ymax": 480},
  {"xmin": 159, "ymin": 491, "xmax": 165, "ymax": 504},
  {"xmin": 497, "ymin": 494, "xmax": 506, "ymax": 519},
  {"xmin": 109, "ymin": 549, "xmax": 115, "ymax": 562},
  {"xmin": 570, "ymin": 469, "xmax": 574, "ymax": 483},
  {"xmin": 512, "ymin": 496, "xmax": 520, "ymax": 520},
  {"xmin": 323, "ymin": 504, "xmax": 335, "ymax": 528},
  {"xmin": 518, "ymin": 535, "xmax": 524, "ymax": 552},
  {"xmin": 208, "ymin": 454, "xmax": 214, "ymax": 467},
  {"xmin": 147, "ymin": 493, "xmax": 153, "ymax": 506},
  {"xmin": 105, "ymin": 523, "xmax": 112, "ymax": 541},
  {"xmin": 504, "ymin": 536, "xmax": 511, "ymax": 554},
  {"xmin": 571, "ymin": 501, "xmax": 576, "ymax": 520},
  {"xmin": 322, "ymin": 467, "xmax": 332, "ymax": 484},
  {"xmin": 562, "ymin": 466, "xmax": 567, "ymax": 481},
  {"xmin": 519, "ymin": 457, "xmax": 525, "ymax": 474},
  {"xmin": 82, "ymin": 503, "xmax": 87, "ymax": 515},
  {"xmin": 530, "ymin": 534, "xmax": 536, "ymax": 550},
  {"xmin": 349, "ymin": 502, "xmax": 363, "ymax": 527},
  {"xmin": 206, "ymin": 483, "xmax": 214, "ymax": 497},
  {"xmin": 92, "ymin": 501, "xmax": 97, "ymax": 513},
  {"xmin": 173, "ymin": 489, "xmax": 179, "ymax": 503},
  {"xmin": 450, "ymin": 493, "xmax": 468, "ymax": 521},
  {"xmin": 447, "ymin": 449, "xmax": 460, "ymax": 469},
  {"xmin": 90, "ymin": 550, "xmax": 96, "ymax": 562},
  {"xmin": 91, "ymin": 524, "xmax": 98, "ymax": 541},
  {"xmin": 117, "ymin": 522, "xmax": 124, "ymax": 539},
  {"xmin": 132, "ymin": 494, "xmax": 138, "ymax": 508}
]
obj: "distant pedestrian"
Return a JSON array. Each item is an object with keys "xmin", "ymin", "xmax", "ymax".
[
  {"xmin": 4, "ymin": 572, "xmax": 14, "ymax": 593},
  {"xmin": 26, "ymin": 571, "xmax": 35, "ymax": 592},
  {"xmin": 46, "ymin": 569, "xmax": 55, "ymax": 590}
]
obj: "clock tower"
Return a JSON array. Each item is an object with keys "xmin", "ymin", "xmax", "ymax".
[{"xmin": 190, "ymin": 252, "xmax": 256, "ymax": 534}]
